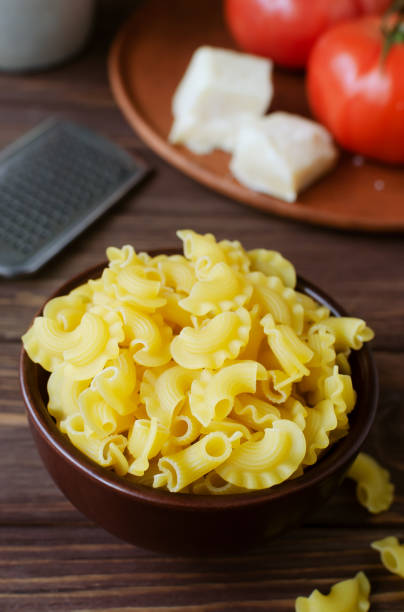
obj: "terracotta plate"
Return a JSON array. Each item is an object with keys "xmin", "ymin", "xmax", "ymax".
[{"xmin": 108, "ymin": 0, "xmax": 404, "ymax": 232}]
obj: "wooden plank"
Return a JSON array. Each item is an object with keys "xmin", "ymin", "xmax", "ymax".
[{"xmin": 0, "ymin": 526, "xmax": 402, "ymax": 610}]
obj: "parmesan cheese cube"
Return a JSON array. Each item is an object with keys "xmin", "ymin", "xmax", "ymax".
[
  {"xmin": 169, "ymin": 46, "xmax": 273, "ymax": 154},
  {"xmin": 230, "ymin": 112, "xmax": 338, "ymax": 202}
]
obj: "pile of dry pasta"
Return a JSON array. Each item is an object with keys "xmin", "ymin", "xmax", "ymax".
[{"xmin": 22, "ymin": 230, "xmax": 375, "ymax": 494}]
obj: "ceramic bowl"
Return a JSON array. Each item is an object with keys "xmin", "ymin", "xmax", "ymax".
[{"xmin": 20, "ymin": 253, "xmax": 378, "ymax": 554}]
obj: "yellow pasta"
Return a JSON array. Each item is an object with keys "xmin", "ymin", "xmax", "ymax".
[
  {"xmin": 192, "ymin": 471, "xmax": 247, "ymax": 495},
  {"xmin": 371, "ymin": 537, "xmax": 404, "ymax": 578},
  {"xmin": 118, "ymin": 305, "xmax": 172, "ymax": 367},
  {"xmin": 216, "ymin": 420, "xmax": 306, "ymax": 490},
  {"xmin": 232, "ymin": 395, "xmax": 280, "ymax": 430},
  {"xmin": 347, "ymin": 452, "xmax": 394, "ymax": 514},
  {"xmin": 177, "ymin": 229, "xmax": 226, "ymax": 270},
  {"xmin": 249, "ymin": 271, "xmax": 304, "ymax": 334},
  {"xmin": 336, "ymin": 351, "xmax": 352, "ymax": 375},
  {"xmin": 159, "ymin": 287, "xmax": 193, "ymax": 329},
  {"xmin": 261, "ymin": 313, "xmax": 314, "ymax": 385},
  {"xmin": 157, "ymin": 254, "xmax": 196, "ymax": 294},
  {"xmin": 189, "ymin": 361, "xmax": 267, "ymax": 428},
  {"xmin": 279, "ymin": 397, "xmax": 307, "ymax": 431},
  {"xmin": 200, "ymin": 417, "xmax": 252, "ymax": 442},
  {"xmin": 307, "ymin": 325, "xmax": 336, "ymax": 369},
  {"xmin": 170, "ymin": 407, "xmax": 202, "ymax": 447},
  {"xmin": 321, "ymin": 366, "xmax": 356, "ymax": 428},
  {"xmin": 314, "ymin": 316, "xmax": 374, "ymax": 351},
  {"xmin": 140, "ymin": 364, "xmax": 196, "ymax": 429},
  {"xmin": 22, "ymin": 230, "xmax": 375, "ymax": 493},
  {"xmin": 127, "ymin": 418, "xmax": 169, "ymax": 476},
  {"xmin": 43, "ymin": 293, "xmax": 89, "ymax": 331},
  {"xmin": 106, "ymin": 244, "xmax": 138, "ymax": 270},
  {"xmin": 259, "ymin": 369, "xmax": 293, "ymax": 404},
  {"xmin": 64, "ymin": 414, "xmax": 128, "ymax": 476},
  {"xmin": 170, "ymin": 307, "xmax": 251, "ymax": 370},
  {"xmin": 238, "ymin": 304, "xmax": 265, "ymax": 361},
  {"xmin": 218, "ymin": 239, "xmax": 250, "ymax": 274},
  {"xmin": 47, "ymin": 364, "xmax": 89, "ymax": 429},
  {"xmin": 154, "ymin": 432, "xmax": 233, "ymax": 492},
  {"xmin": 296, "ymin": 292, "xmax": 330, "ymax": 328},
  {"xmin": 23, "ymin": 306, "xmax": 124, "ymax": 379},
  {"xmin": 179, "ymin": 262, "xmax": 252, "ymax": 316},
  {"xmin": 303, "ymin": 400, "xmax": 338, "ymax": 466},
  {"xmin": 79, "ymin": 387, "xmax": 134, "ymax": 439},
  {"xmin": 295, "ymin": 571, "xmax": 370, "ymax": 612},
  {"xmin": 90, "ymin": 349, "xmax": 137, "ymax": 416},
  {"xmin": 107, "ymin": 264, "xmax": 166, "ymax": 311},
  {"xmin": 248, "ymin": 248, "xmax": 296, "ymax": 288}
]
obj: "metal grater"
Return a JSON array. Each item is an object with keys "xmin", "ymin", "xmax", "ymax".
[{"xmin": 0, "ymin": 118, "xmax": 149, "ymax": 277}]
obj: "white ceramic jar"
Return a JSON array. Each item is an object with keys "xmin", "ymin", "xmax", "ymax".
[{"xmin": 0, "ymin": 0, "xmax": 96, "ymax": 71}]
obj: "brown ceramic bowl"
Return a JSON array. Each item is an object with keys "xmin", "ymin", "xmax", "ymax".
[{"xmin": 20, "ymin": 252, "xmax": 378, "ymax": 554}]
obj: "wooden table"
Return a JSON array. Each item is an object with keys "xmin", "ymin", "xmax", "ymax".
[{"xmin": 1, "ymin": 2, "xmax": 403, "ymax": 610}]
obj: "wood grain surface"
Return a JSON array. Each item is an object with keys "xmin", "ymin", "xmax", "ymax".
[{"xmin": 0, "ymin": 1, "xmax": 403, "ymax": 610}]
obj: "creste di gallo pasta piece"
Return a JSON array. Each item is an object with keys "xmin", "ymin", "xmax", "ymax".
[
  {"xmin": 79, "ymin": 387, "xmax": 134, "ymax": 439},
  {"xmin": 22, "ymin": 230, "xmax": 375, "ymax": 494},
  {"xmin": 232, "ymin": 395, "xmax": 280, "ymax": 431},
  {"xmin": 117, "ymin": 305, "xmax": 172, "ymax": 367},
  {"xmin": 63, "ymin": 414, "xmax": 129, "ymax": 477},
  {"xmin": 22, "ymin": 304, "xmax": 124, "ymax": 380},
  {"xmin": 154, "ymin": 431, "xmax": 233, "ymax": 492},
  {"xmin": 259, "ymin": 369, "xmax": 293, "ymax": 404},
  {"xmin": 179, "ymin": 262, "xmax": 252, "ymax": 316},
  {"xmin": 261, "ymin": 313, "xmax": 314, "ymax": 385},
  {"xmin": 177, "ymin": 229, "xmax": 226, "ymax": 268},
  {"xmin": 247, "ymin": 248, "xmax": 296, "ymax": 288},
  {"xmin": 156, "ymin": 254, "xmax": 196, "ymax": 294},
  {"xmin": 279, "ymin": 397, "xmax": 307, "ymax": 431},
  {"xmin": 140, "ymin": 364, "xmax": 196, "ymax": 429},
  {"xmin": 192, "ymin": 471, "xmax": 247, "ymax": 495},
  {"xmin": 371, "ymin": 536, "xmax": 404, "ymax": 578},
  {"xmin": 347, "ymin": 452, "xmax": 394, "ymax": 514},
  {"xmin": 311, "ymin": 317, "xmax": 374, "ymax": 352},
  {"xmin": 295, "ymin": 571, "xmax": 370, "ymax": 612},
  {"xmin": 47, "ymin": 364, "xmax": 89, "ymax": 429},
  {"xmin": 171, "ymin": 406, "xmax": 203, "ymax": 447},
  {"xmin": 189, "ymin": 361, "xmax": 267, "ymax": 428},
  {"xmin": 89, "ymin": 349, "xmax": 137, "ymax": 416},
  {"xmin": 216, "ymin": 420, "xmax": 306, "ymax": 490},
  {"xmin": 127, "ymin": 417, "xmax": 169, "ymax": 476},
  {"xmin": 171, "ymin": 307, "xmax": 251, "ymax": 370},
  {"xmin": 302, "ymin": 399, "xmax": 338, "ymax": 466},
  {"xmin": 248, "ymin": 272, "xmax": 304, "ymax": 334}
]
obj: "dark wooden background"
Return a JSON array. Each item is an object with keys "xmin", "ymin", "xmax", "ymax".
[{"xmin": 1, "ymin": 2, "xmax": 403, "ymax": 610}]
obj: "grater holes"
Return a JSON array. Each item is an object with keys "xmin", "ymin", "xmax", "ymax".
[{"xmin": 0, "ymin": 120, "xmax": 143, "ymax": 270}]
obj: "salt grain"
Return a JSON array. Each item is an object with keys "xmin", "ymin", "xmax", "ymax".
[
  {"xmin": 352, "ymin": 155, "xmax": 364, "ymax": 167},
  {"xmin": 374, "ymin": 179, "xmax": 385, "ymax": 192}
]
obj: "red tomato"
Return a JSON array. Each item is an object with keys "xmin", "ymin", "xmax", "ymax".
[
  {"xmin": 307, "ymin": 16, "xmax": 404, "ymax": 164},
  {"xmin": 224, "ymin": 0, "xmax": 391, "ymax": 67}
]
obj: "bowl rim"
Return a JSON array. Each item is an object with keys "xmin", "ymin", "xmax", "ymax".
[{"xmin": 20, "ymin": 251, "xmax": 379, "ymax": 510}]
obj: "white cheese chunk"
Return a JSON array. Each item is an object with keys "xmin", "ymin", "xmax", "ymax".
[
  {"xmin": 230, "ymin": 112, "xmax": 338, "ymax": 202},
  {"xmin": 169, "ymin": 46, "xmax": 273, "ymax": 154}
]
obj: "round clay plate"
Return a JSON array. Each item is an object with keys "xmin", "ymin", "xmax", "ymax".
[{"xmin": 108, "ymin": 0, "xmax": 404, "ymax": 232}]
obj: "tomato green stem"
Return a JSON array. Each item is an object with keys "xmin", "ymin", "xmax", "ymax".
[{"xmin": 381, "ymin": 0, "xmax": 404, "ymax": 59}]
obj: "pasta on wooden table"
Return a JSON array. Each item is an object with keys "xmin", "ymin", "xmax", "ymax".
[
  {"xmin": 371, "ymin": 536, "xmax": 404, "ymax": 578},
  {"xmin": 347, "ymin": 452, "xmax": 394, "ymax": 514},
  {"xmin": 22, "ymin": 230, "xmax": 375, "ymax": 494},
  {"xmin": 295, "ymin": 571, "xmax": 370, "ymax": 611}
]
